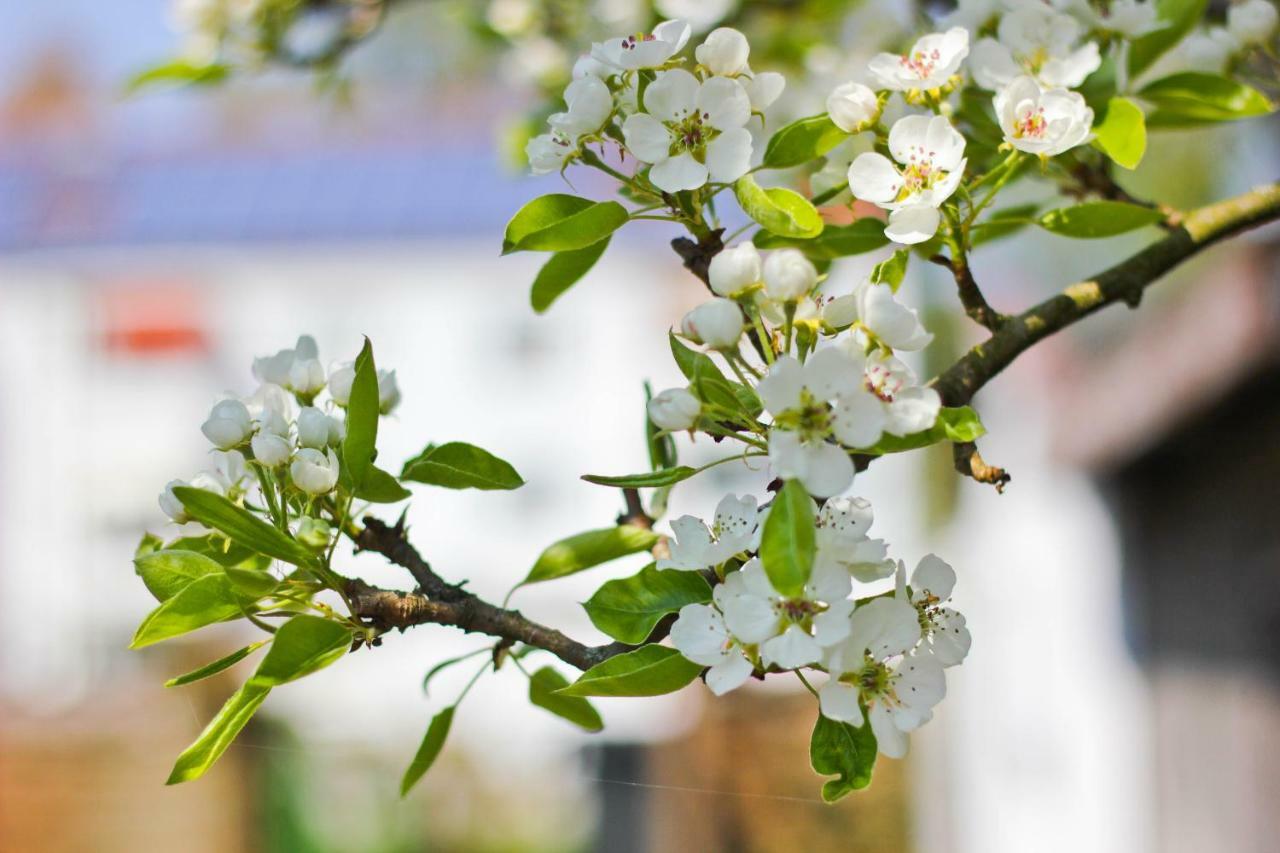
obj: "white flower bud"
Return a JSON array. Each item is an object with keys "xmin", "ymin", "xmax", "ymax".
[
  {"xmin": 696, "ymin": 28, "xmax": 750, "ymax": 76},
  {"xmin": 212, "ymin": 450, "xmax": 246, "ymax": 487},
  {"xmin": 822, "ymin": 293, "xmax": 858, "ymax": 329},
  {"xmin": 855, "ymin": 280, "xmax": 934, "ymax": 351},
  {"xmin": 251, "ymin": 432, "xmax": 291, "ymax": 467},
  {"xmin": 328, "ymin": 415, "xmax": 345, "ymax": 446},
  {"xmin": 1228, "ymin": 0, "xmax": 1278, "ymax": 44},
  {"xmin": 708, "ymin": 243, "xmax": 762, "ymax": 297},
  {"xmin": 201, "ymin": 399, "xmax": 253, "ymax": 450},
  {"xmin": 297, "ymin": 406, "xmax": 332, "ymax": 449},
  {"xmin": 648, "ymin": 388, "xmax": 701, "ymax": 431},
  {"xmin": 159, "ymin": 479, "xmax": 190, "ymax": 523},
  {"xmin": 291, "ymin": 448, "xmax": 339, "ymax": 495},
  {"xmin": 288, "ymin": 357, "xmax": 325, "ymax": 395},
  {"xmin": 681, "ymin": 298, "xmax": 745, "ymax": 350},
  {"xmin": 827, "ymin": 81, "xmax": 880, "ymax": 133},
  {"xmin": 378, "ymin": 369, "xmax": 401, "ymax": 414},
  {"xmin": 763, "ymin": 249, "xmax": 817, "ymax": 302},
  {"xmin": 257, "ymin": 408, "xmax": 289, "ymax": 438},
  {"xmin": 328, "ymin": 363, "xmax": 355, "ymax": 406},
  {"xmin": 189, "ymin": 469, "xmax": 230, "ymax": 496}
]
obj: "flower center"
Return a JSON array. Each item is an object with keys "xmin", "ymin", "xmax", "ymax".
[
  {"xmin": 775, "ymin": 598, "xmax": 821, "ymax": 622},
  {"xmin": 621, "ymin": 32, "xmax": 658, "ymax": 50},
  {"xmin": 842, "ymin": 658, "xmax": 899, "ymax": 706},
  {"xmin": 775, "ymin": 391, "xmax": 834, "ymax": 441},
  {"xmin": 912, "ymin": 590, "xmax": 945, "ymax": 633},
  {"xmin": 667, "ymin": 111, "xmax": 718, "ymax": 159},
  {"xmin": 864, "ymin": 362, "xmax": 904, "ymax": 402},
  {"xmin": 900, "ymin": 48, "xmax": 941, "ymax": 79},
  {"xmin": 896, "ymin": 145, "xmax": 945, "ymax": 201},
  {"xmin": 1014, "ymin": 105, "xmax": 1048, "ymax": 139}
]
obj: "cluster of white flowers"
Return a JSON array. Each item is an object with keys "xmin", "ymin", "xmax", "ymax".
[
  {"xmin": 526, "ymin": 20, "xmax": 785, "ymax": 192},
  {"xmin": 1166, "ymin": 0, "xmax": 1278, "ymax": 73},
  {"xmin": 670, "ymin": 493, "xmax": 970, "ymax": 757},
  {"xmin": 158, "ymin": 335, "xmax": 401, "ymax": 525}
]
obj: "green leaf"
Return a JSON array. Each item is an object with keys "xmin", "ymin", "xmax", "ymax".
[
  {"xmin": 165, "ymin": 535, "xmax": 259, "ymax": 568},
  {"xmin": 970, "ymin": 203, "xmax": 1040, "ymax": 246},
  {"xmin": 341, "ymin": 338, "xmax": 379, "ymax": 491},
  {"xmin": 355, "ymin": 464, "xmax": 412, "ymax": 503},
  {"xmin": 530, "ymin": 237, "xmax": 611, "ymax": 313},
  {"xmin": 165, "ymin": 642, "xmax": 269, "ymax": 688},
  {"xmin": 870, "ymin": 249, "xmax": 910, "ymax": 291},
  {"xmin": 557, "ymin": 645, "xmax": 703, "ymax": 697},
  {"xmin": 523, "ymin": 525, "xmax": 659, "ymax": 585},
  {"xmin": 125, "ymin": 60, "xmax": 229, "ymax": 94},
  {"xmin": 861, "ymin": 406, "xmax": 986, "ymax": 454},
  {"xmin": 1037, "ymin": 201, "xmax": 1165, "ymax": 238},
  {"xmin": 1128, "ymin": 0, "xmax": 1208, "ymax": 78},
  {"xmin": 401, "ymin": 706, "xmax": 455, "ymax": 796},
  {"xmin": 131, "ymin": 574, "xmax": 243, "ymax": 649},
  {"xmin": 503, "ymin": 194, "xmax": 629, "ymax": 254},
  {"xmin": 1092, "ymin": 97, "xmax": 1147, "ymax": 170},
  {"xmin": 762, "ymin": 114, "xmax": 850, "ymax": 170},
  {"xmin": 172, "ymin": 487, "xmax": 317, "ymax": 568},
  {"xmin": 528, "ymin": 667, "xmax": 604, "ymax": 731},
  {"xmin": 1140, "ymin": 72, "xmax": 1273, "ymax": 127},
  {"xmin": 758, "ymin": 479, "xmax": 816, "ymax": 598},
  {"xmin": 135, "ymin": 549, "xmax": 223, "ymax": 602},
  {"xmin": 810, "ymin": 713, "xmax": 877, "ymax": 802},
  {"xmin": 582, "ymin": 467, "xmax": 697, "ymax": 488},
  {"xmin": 252, "ymin": 615, "xmax": 352, "ymax": 686},
  {"xmin": 401, "ymin": 442, "xmax": 524, "ymax": 490},
  {"xmin": 753, "ymin": 218, "xmax": 889, "ymax": 259},
  {"xmin": 734, "ymin": 175, "xmax": 824, "ymax": 239},
  {"xmin": 670, "ymin": 332, "xmax": 725, "ymax": 382},
  {"xmin": 583, "ymin": 565, "xmax": 712, "ymax": 644},
  {"xmin": 224, "ymin": 565, "xmax": 279, "ymax": 599},
  {"xmin": 167, "ymin": 683, "xmax": 271, "ymax": 784}
]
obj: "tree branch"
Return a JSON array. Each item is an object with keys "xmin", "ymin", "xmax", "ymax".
[
  {"xmin": 929, "ymin": 251, "xmax": 1007, "ymax": 332},
  {"xmin": 932, "ymin": 181, "xmax": 1280, "ymax": 408}
]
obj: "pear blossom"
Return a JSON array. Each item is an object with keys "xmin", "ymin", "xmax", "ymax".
[
  {"xmin": 715, "ymin": 559, "xmax": 827, "ymax": 669},
  {"xmin": 297, "ymin": 406, "xmax": 336, "ymax": 449},
  {"xmin": 743, "ymin": 70, "xmax": 786, "ymax": 112},
  {"xmin": 328, "ymin": 362, "xmax": 355, "ymax": 406},
  {"xmin": 1173, "ymin": 27, "xmax": 1239, "ymax": 73},
  {"xmin": 648, "ymin": 387, "xmax": 701, "ymax": 431},
  {"xmin": 592, "ymin": 19, "xmax": 691, "ymax": 71},
  {"xmin": 1095, "ymin": 0, "xmax": 1164, "ymax": 38},
  {"xmin": 547, "ymin": 74, "xmax": 613, "ymax": 139},
  {"xmin": 158, "ymin": 479, "xmax": 192, "ymax": 523},
  {"xmin": 1228, "ymin": 0, "xmax": 1279, "ymax": 45},
  {"xmin": 659, "ymin": 493, "xmax": 760, "ymax": 570},
  {"xmin": 831, "ymin": 350, "xmax": 942, "ymax": 446},
  {"xmin": 695, "ymin": 27, "xmax": 750, "ymax": 76},
  {"xmin": 826, "ymin": 81, "xmax": 881, "ymax": 133},
  {"xmin": 994, "ymin": 76, "xmax": 1093, "ymax": 157},
  {"xmin": 761, "ymin": 249, "xmax": 818, "ymax": 302},
  {"xmin": 937, "ymin": 0, "xmax": 1003, "ymax": 31},
  {"xmin": 758, "ymin": 348, "xmax": 871, "ymax": 497},
  {"xmin": 526, "ymin": 133, "xmax": 575, "ymax": 175},
  {"xmin": 825, "ymin": 279, "xmax": 934, "ymax": 351},
  {"xmin": 868, "ymin": 27, "xmax": 970, "ymax": 92},
  {"xmin": 708, "ymin": 242, "xmax": 762, "ymax": 297},
  {"xmin": 812, "ymin": 497, "xmax": 896, "ymax": 599},
  {"xmin": 253, "ymin": 335, "xmax": 320, "ymax": 387},
  {"xmin": 288, "ymin": 357, "xmax": 325, "ymax": 396},
  {"xmin": 251, "ymin": 431, "xmax": 291, "ymax": 467},
  {"xmin": 896, "ymin": 555, "xmax": 972, "ymax": 666},
  {"xmin": 291, "ymin": 447, "xmax": 340, "ymax": 495},
  {"xmin": 201, "ymin": 399, "xmax": 253, "ymax": 450},
  {"xmin": 847, "ymin": 114, "xmax": 967, "ymax": 244},
  {"xmin": 819, "ymin": 597, "xmax": 945, "ymax": 758},
  {"xmin": 622, "ymin": 69, "xmax": 753, "ymax": 192},
  {"xmin": 681, "ymin": 298, "xmax": 745, "ymax": 349},
  {"xmin": 970, "ymin": 5, "xmax": 1101, "ymax": 91},
  {"xmin": 670, "ymin": 603, "xmax": 756, "ymax": 694}
]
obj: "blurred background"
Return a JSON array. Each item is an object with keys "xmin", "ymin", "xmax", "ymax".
[{"xmin": 1, "ymin": 1, "xmax": 1277, "ymax": 851}]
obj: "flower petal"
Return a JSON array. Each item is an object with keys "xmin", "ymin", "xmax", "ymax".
[
  {"xmin": 697, "ymin": 76, "xmax": 752, "ymax": 129},
  {"xmin": 802, "ymin": 346, "xmax": 861, "ymax": 400},
  {"xmin": 706, "ymin": 652, "xmax": 755, "ymax": 695},
  {"xmin": 831, "ymin": 388, "xmax": 887, "ymax": 449},
  {"xmin": 644, "ymin": 68, "xmax": 700, "ymax": 122},
  {"xmin": 758, "ymin": 355, "xmax": 805, "ymax": 414},
  {"xmin": 911, "ymin": 554, "xmax": 956, "ymax": 601},
  {"xmin": 761, "ymin": 624, "xmax": 823, "ymax": 669},
  {"xmin": 705, "ymin": 127, "xmax": 753, "ymax": 183},
  {"xmin": 884, "ymin": 205, "xmax": 941, "ymax": 244},
  {"xmin": 622, "ymin": 113, "xmax": 673, "ymax": 163},
  {"xmin": 847, "ymin": 153, "xmax": 903, "ymax": 205},
  {"xmin": 799, "ymin": 442, "xmax": 855, "ymax": 498},
  {"xmin": 649, "ymin": 151, "xmax": 709, "ymax": 193},
  {"xmin": 869, "ymin": 702, "xmax": 909, "ymax": 758},
  {"xmin": 819, "ymin": 680, "xmax": 865, "ymax": 724}
]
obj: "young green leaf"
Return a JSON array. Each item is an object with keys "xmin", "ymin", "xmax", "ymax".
[
  {"xmin": 734, "ymin": 175, "xmax": 824, "ymax": 239},
  {"xmin": 758, "ymin": 479, "xmax": 817, "ymax": 598},
  {"xmin": 1092, "ymin": 97, "xmax": 1147, "ymax": 170},
  {"xmin": 669, "ymin": 332, "xmax": 725, "ymax": 383},
  {"xmin": 970, "ymin": 203, "xmax": 1040, "ymax": 246},
  {"xmin": 135, "ymin": 549, "xmax": 224, "ymax": 602},
  {"xmin": 355, "ymin": 464, "xmax": 413, "ymax": 503},
  {"xmin": 870, "ymin": 249, "xmax": 910, "ymax": 291},
  {"xmin": 401, "ymin": 442, "xmax": 525, "ymax": 490},
  {"xmin": 224, "ymin": 565, "xmax": 280, "ymax": 599},
  {"xmin": 503, "ymin": 194, "xmax": 629, "ymax": 254},
  {"xmin": 762, "ymin": 114, "xmax": 850, "ymax": 170},
  {"xmin": 581, "ymin": 467, "xmax": 698, "ymax": 489},
  {"xmin": 528, "ymin": 666, "xmax": 605, "ymax": 731},
  {"xmin": 556, "ymin": 645, "xmax": 703, "ymax": 697},
  {"xmin": 131, "ymin": 574, "xmax": 243, "ymax": 649},
  {"xmin": 172, "ymin": 487, "xmax": 317, "ymax": 567},
  {"xmin": 1140, "ymin": 72, "xmax": 1273, "ymax": 127},
  {"xmin": 125, "ymin": 60, "xmax": 230, "ymax": 95},
  {"xmin": 252, "ymin": 614, "xmax": 352, "ymax": 686},
  {"xmin": 167, "ymin": 683, "xmax": 271, "ymax": 784},
  {"xmin": 341, "ymin": 338, "xmax": 379, "ymax": 491},
  {"xmin": 810, "ymin": 713, "xmax": 878, "ymax": 802},
  {"xmin": 523, "ymin": 525, "xmax": 659, "ymax": 585},
  {"xmin": 401, "ymin": 706, "xmax": 455, "ymax": 796},
  {"xmin": 1037, "ymin": 201, "xmax": 1165, "ymax": 238},
  {"xmin": 530, "ymin": 236, "xmax": 611, "ymax": 313},
  {"xmin": 165, "ymin": 642, "xmax": 269, "ymax": 688},
  {"xmin": 583, "ymin": 565, "xmax": 712, "ymax": 644},
  {"xmin": 1127, "ymin": 0, "xmax": 1209, "ymax": 78},
  {"xmin": 753, "ymin": 218, "xmax": 888, "ymax": 259},
  {"xmin": 861, "ymin": 406, "xmax": 986, "ymax": 454}
]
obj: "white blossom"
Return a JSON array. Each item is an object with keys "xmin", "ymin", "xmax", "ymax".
[
  {"xmin": 868, "ymin": 27, "xmax": 970, "ymax": 91},
  {"xmin": 200, "ymin": 399, "xmax": 253, "ymax": 450},
  {"xmin": 716, "ymin": 559, "xmax": 826, "ymax": 669},
  {"xmin": 670, "ymin": 603, "xmax": 756, "ymax": 694},
  {"xmin": 847, "ymin": 114, "xmax": 966, "ymax": 244},
  {"xmin": 681, "ymin": 298, "xmax": 745, "ymax": 349},
  {"xmin": 896, "ymin": 555, "xmax": 972, "ymax": 666},
  {"xmin": 1095, "ymin": 0, "xmax": 1164, "ymax": 38},
  {"xmin": 158, "ymin": 479, "xmax": 192, "ymax": 523},
  {"xmin": 831, "ymin": 350, "xmax": 942, "ymax": 446},
  {"xmin": 251, "ymin": 432, "xmax": 291, "ymax": 467},
  {"xmin": 526, "ymin": 133, "xmax": 575, "ymax": 175},
  {"xmin": 290, "ymin": 447, "xmax": 340, "ymax": 495},
  {"xmin": 288, "ymin": 357, "xmax": 325, "ymax": 396},
  {"xmin": 253, "ymin": 335, "xmax": 320, "ymax": 388},
  {"xmin": 826, "ymin": 81, "xmax": 881, "ymax": 133},
  {"xmin": 622, "ymin": 69, "xmax": 753, "ymax": 192},
  {"xmin": 994, "ymin": 75, "xmax": 1093, "ymax": 157},
  {"xmin": 328, "ymin": 363, "xmax": 355, "ymax": 406},
  {"xmin": 547, "ymin": 74, "xmax": 613, "ymax": 139},
  {"xmin": 648, "ymin": 387, "xmax": 701, "ymax": 430},
  {"xmin": 970, "ymin": 5, "xmax": 1101, "ymax": 91},
  {"xmin": 654, "ymin": 0, "xmax": 736, "ymax": 34},
  {"xmin": 743, "ymin": 70, "xmax": 786, "ymax": 111},
  {"xmin": 695, "ymin": 27, "xmax": 750, "ymax": 75},
  {"xmin": 378, "ymin": 369, "xmax": 401, "ymax": 414},
  {"xmin": 1228, "ymin": 0, "xmax": 1279, "ymax": 45},
  {"xmin": 811, "ymin": 497, "xmax": 896, "ymax": 599},
  {"xmin": 296, "ymin": 406, "xmax": 334, "ymax": 449},
  {"xmin": 762, "ymin": 249, "xmax": 818, "ymax": 302},
  {"xmin": 853, "ymin": 279, "xmax": 934, "ymax": 351},
  {"xmin": 708, "ymin": 242, "xmax": 762, "ymax": 297},
  {"xmin": 660, "ymin": 493, "xmax": 760, "ymax": 570},
  {"xmin": 592, "ymin": 19, "xmax": 691, "ymax": 71}
]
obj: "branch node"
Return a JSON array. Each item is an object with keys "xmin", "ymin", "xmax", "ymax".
[{"xmin": 953, "ymin": 441, "xmax": 1011, "ymax": 493}]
